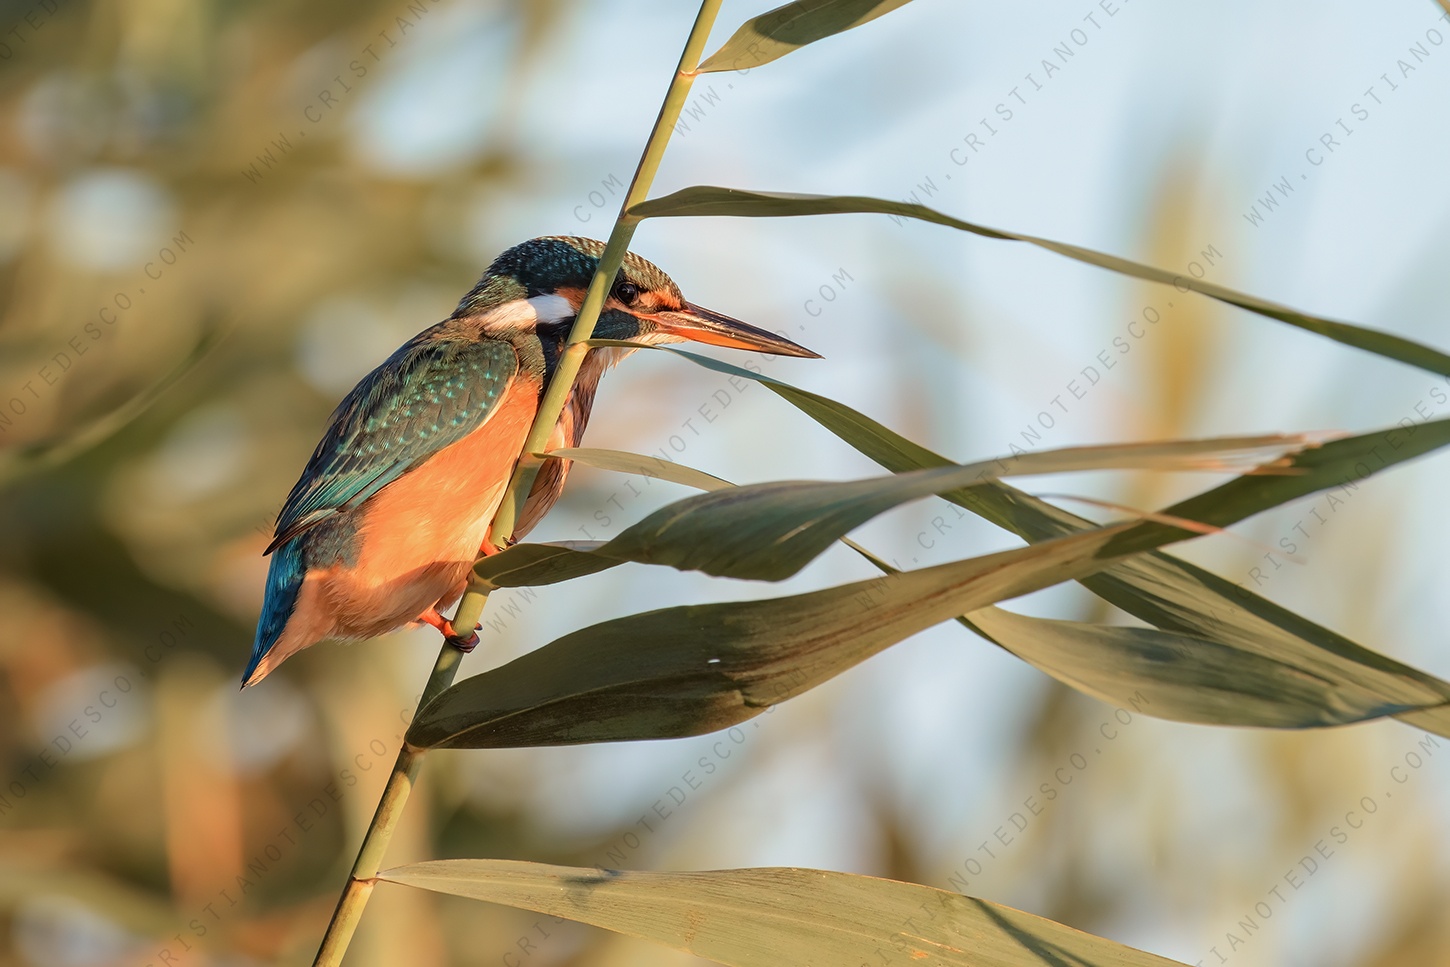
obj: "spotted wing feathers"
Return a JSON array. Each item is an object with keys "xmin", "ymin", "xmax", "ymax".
[{"xmin": 266, "ymin": 336, "xmax": 521, "ymax": 554}]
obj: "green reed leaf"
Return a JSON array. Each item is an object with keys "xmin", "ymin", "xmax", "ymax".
[
  {"xmin": 473, "ymin": 434, "xmax": 1307, "ymax": 589},
  {"xmin": 629, "ymin": 187, "xmax": 1450, "ymax": 377},
  {"xmin": 698, "ymin": 0, "xmax": 916, "ymax": 73},
  {"xmin": 414, "ymin": 521, "xmax": 1146, "ymax": 749}
]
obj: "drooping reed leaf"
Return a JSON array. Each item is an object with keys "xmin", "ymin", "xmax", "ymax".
[
  {"xmin": 1098, "ymin": 423, "xmax": 1449, "ymax": 556},
  {"xmin": 835, "ymin": 539, "xmax": 1443, "ymax": 730},
  {"xmin": 698, "ymin": 0, "xmax": 917, "ymax": 73},
  {"xmin": 628, "ymin": 187, "xmax": 1450, "ymax": 377},
  {"xmin": 380, "ymin": 860, "xmax": 1191, "ymax": 967},
  {"xmin": 559, "ymin": 437, "xmax": 1312, "ymax": 478},
  {"xmin": 474, "ymin": 434, "xmax": 1307, "ymax": 589},
  {"xmin": 1064, "ymin": 553, "xmax": 1450, "ymax": 738},
  {"xmin": 966, "ymin": 607, "xmax": 1434, "ymax": 728},
  {"xmin": 412, "ymin": 520, "xmax": 1149, "ymax": 748}
]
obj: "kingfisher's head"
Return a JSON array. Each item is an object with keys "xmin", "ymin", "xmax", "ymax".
[{"xmin": 452, "ymin": 236, "xmax": 820, "ymax": 358}]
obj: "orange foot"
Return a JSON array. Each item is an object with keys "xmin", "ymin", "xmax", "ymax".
[
  {"xmin": 477, "ymin": 530, "xmax": 517, "ymax": 556},
  {"xmin": 419, "ymin": 607, "xmax": 481, "ymax": 652}
]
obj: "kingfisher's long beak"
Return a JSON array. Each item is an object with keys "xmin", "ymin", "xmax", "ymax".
[{"xmin": 654, "ymin": 303, "xmax": 822, "ymax": 358}]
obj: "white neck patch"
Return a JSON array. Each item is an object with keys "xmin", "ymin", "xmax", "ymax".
[
  {"xmin": 529, "ymin": 292, "xmax": 575, "ymax": 323},
  {"xmin": 478, "ymin": 292, "xmax": 576, "ymax": 332}
]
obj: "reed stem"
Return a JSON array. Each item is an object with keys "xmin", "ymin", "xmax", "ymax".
[
  {"xmin": 311, "ymin": 641, "xmax": 467, "ymax": 966},
  {"xmin": 310, "ymin": 4, "xmax": 724, "ymax": 962}
]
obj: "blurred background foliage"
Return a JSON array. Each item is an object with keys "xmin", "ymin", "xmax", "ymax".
[{"xmin": 2, "ymin": 0, "xmax": 1449, "ymax": 965}]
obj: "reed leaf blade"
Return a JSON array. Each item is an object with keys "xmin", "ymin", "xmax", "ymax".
[{"xmin": 380, "ymin": 860, "xmax": 1191, "ymax": 967}]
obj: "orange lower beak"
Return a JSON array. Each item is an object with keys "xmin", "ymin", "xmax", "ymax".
[{"xmin": 654, "ymin": 303, "xmax": 822, "ymax": 358}]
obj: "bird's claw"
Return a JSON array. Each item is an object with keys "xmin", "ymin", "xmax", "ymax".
[
  {"xmin": 446, "ymin": 630, "xmax": 480, "ymax": 653},
  {"xmin": 421, "ymin": 609, "xmax": 482, "ymax": 652},
  {"xmin": 479, "ymin": 534, "xmax": 519, "ymax": 556}
]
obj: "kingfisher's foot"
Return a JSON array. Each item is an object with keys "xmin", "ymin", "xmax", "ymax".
[
  {"xmin": 446, "ymin": 629, "xmax": 480, "ymax": 653},
  {"xmin": 420, "ymin": 608, "xmax": 482, "ymax": 651},
  {"xmin": 477, "ymin": 532, "xmax": 519, "ymax": 556}
]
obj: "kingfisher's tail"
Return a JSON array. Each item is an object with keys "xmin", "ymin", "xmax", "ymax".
[{"xmin": 243, "ymin": 539, "xmax": 306, "ymax": 687}]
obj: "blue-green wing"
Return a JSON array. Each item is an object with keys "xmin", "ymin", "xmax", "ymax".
[{"xmin": 267, "ymin": 336, "xmax": 520, "ymax": 553}]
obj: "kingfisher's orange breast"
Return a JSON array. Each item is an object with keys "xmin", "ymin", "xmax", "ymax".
[{"xmin": 323, "ymin": 374, "xmax": 541, "ymax": 636}]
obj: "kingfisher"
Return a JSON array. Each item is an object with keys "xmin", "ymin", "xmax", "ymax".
[{"xmin": 242, "ymin": 236, "xmax": 819, "ymax": 687}]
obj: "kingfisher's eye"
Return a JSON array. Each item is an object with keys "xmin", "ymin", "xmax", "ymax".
[{"xmin": 613, "ymin": 281, "xmax": 641, "ymax": 305}]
